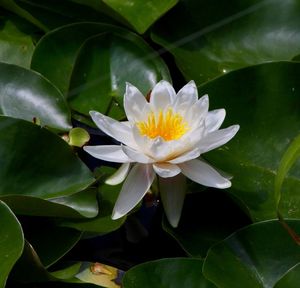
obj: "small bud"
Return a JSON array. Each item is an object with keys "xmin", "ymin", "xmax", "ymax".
[{"xmin": 69, "ymin": 127, "xmax": 90, "ymax": 147}]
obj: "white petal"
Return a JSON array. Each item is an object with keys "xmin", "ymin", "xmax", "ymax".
[
  {"xmin": 112, "ymin": 164, "xmax": 155, "ymax": 219},
  {"xmin": 146, "ymin": 137, "xmax": 189, "ymax": 162},
  {"xmin": 199, "ymin": 125, "xmax": 240, "ymax": 154},
  {"xmin": 179, "ymin": 159, "xmax": 231, "ymax": 188},
  {"xmin": 124, "ymin": 82, "xmax": 150, "ymax": 122},
  {"xmin": 159, "ymin": 174, "xmax": 186, "ymax": 228},
  {"xmin": 122, "ymin": 145, "xmax": 154, "ymax": 163},
  {"xmin": 184, "ymin": 94, "xmax": 209, "ymax": 125},
  {"xmin": 132, "ymin": 126, "xmax": 169, "ymax": 160},
  {"xmin": 150, "ymin": 80, "xmax": 176, "ymax": 110},
  {"xmin": 105, "ymin": 163, "xmax": 131, "ymax": 185},
  {"xmin": 132, "ymin": 126, "xmax": 192, "ymax": 162},
  {"xmin": 83, "ymin": 145, "xmax": 133, "ymax": 163},
  {"xmin": 90, "ymin": 111, "xmax": 136, "ymax": 148},
  {"xmin": 153, "ymin": 163, "xmax": 181, "ymax": 178},
  {"xmin": 146, "ymin": 137, "xmax": 171, "ymax": 160},
  {"xmin": 205, "ymin": 109, "xmax": 226, "ymax": 132},
  {"xmin": 169, "ymin": 147, "xmax": 201, "ymax": 164},
  {"xmin": 174, "ymin": 80, "xmax": 198, "ymax": 107}
]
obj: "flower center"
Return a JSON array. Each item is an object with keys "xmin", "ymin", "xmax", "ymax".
[{"xmin": 136, "ymin": 108, "xmax": 190, "ymax": 141}]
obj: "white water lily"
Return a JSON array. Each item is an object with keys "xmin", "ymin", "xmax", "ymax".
[{"xmin": 84, "ymin": 80, "xmax": 239, "ymax": 227}]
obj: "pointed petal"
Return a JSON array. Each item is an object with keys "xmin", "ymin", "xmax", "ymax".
[
  {"xmin": 153, "ymin": 163, "xmax": 181, "ymax": 178},
  {"xmin": 150, "ymin": 80, "xmax": 176, "ymax": 110},
  {"xmin": 83, "ymin": 145, "xmax": 133, "ymax": 163},
  {"xmin": 169, "ymin": 147, "xmax": 201, "ymax": 164},
  {"xmin": 159, "ymin": 174, "xmax": 186, "ymax": 228},
  {"xmin": 122, "ymin": 145, "xmax": 154, "ymax": 163},
  {"xmin": 199, "ymin": 125, "xmax": 240, "ymax": 153},
  {"xmin": 90, "ymin": 111, "xmax": 136, "ymax": 148},
  {"xmin": 184, "ymin": 94, "xmax": 209, "ymax": 125},
  {"xmin": 112, "ymin": 164, "xmax": 155, "ymax": 219},
  {"xmin": 179, "ymin": 159, "xmax": 231, "ymax": 188},
  {"xmin": 205, "ymin": 109, "xmax": 226, "ymax": 132},
  {"xmin": 174, "ymin": 80, "xmax": 198, "ymax": 107},
  {"xmin": 105, "ymin": 163, "xmax": 131, "ymax": 185},
  {"xmin": 124, "ymin": 82, "xmax": 150, "ymax": 122}
]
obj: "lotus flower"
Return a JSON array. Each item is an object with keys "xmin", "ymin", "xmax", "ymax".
[{"xmin": 84, "ymin": 80, "xmax": 239, "ymax": 227}]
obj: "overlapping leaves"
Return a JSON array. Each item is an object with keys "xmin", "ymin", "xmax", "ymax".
[
  {"xmin": 31, "ymin": 22, "xmax": 171, "ymax": 119},
  {"xmin": 198, "ymin": 61, "xmax": 300, "ymax": 222},
  {"xmin": 1, "ymin": 0, "xmax": 300, "ymax": 287}
]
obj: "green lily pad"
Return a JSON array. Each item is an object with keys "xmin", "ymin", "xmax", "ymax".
[
  {"xmin": 1, "ymin": 0, "xmax": 116, "ymax": 31},
  {"xmin": 0, "ymin": 62, "xmax": 71, "ymax": 131},
  {"xmin": 101, "ymin": 0, "xmax": 179, "ymax": 34},
  {"xmin": 31, "ymin": 22, "xmax": 171, "ymax": 100},
  {"xmin": 1, "ymin": 188, "xmax": 98, "ymax": 218},
  {"xmin": 0, "ymin": 13, "xmax": 35, "ymax": 68},
  {"xmin": 0, "ymin": 0, "xmax": 47, "ymax": 31},
  {"xmin": 0, "ymin": 200, "xmax": 24, "ymax": 288},
  {"xmin": 68, "ymin": 0, "xmax": 178, "ymax": 34},
  {"xmin": 275, "ymin": 263, "xmax": 300, "ymax": 288},
  {"xmin": 152, "ymin": 0, "xmax": 300, "ymax": 84},
  {"xmin": 123, "ymin": 258, "xmax": 216, "ymax": 288},
  {"xmin": 60, "ymin": 184, "xmax": 125, "ymax": 233},
  {"xmin": 0, "ymin": 116, "xmax": 94, "ymax": 198},
  {"xmin": 198, "ymin": 61, "xmax": 300, "ymax": 221},
  {"xmin": 68, "ymin": 32, "xmax": 171, "ymax": 119},
  {"xmin": 203, "ymin": 220, "xmax": 300, "ymax": 288}
]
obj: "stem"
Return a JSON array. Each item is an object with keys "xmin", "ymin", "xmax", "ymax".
[{"xmin": 277, "ymin": 211, "xmax": 300, "ymax": 245}]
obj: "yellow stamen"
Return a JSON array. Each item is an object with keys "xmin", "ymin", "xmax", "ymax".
[{"xmin": 136, "ymin": 108, "xmax": 189, "ymax": 141}]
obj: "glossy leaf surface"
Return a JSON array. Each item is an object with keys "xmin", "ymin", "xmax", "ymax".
[
  {"xmin": 152, "ymin": 0, "xmax": 300, "ymax": 84},
  {"xmin": 198, "ymin": 62, "xmax": 300, "ymax": 221},
  {"xmin": 275, "ymin": 263, "xmax": 300, "ymax": 288},
  {"xmin": 1, "ymin": 0, "xmax": 115, "ymax": 31},
  {"xmin": 68, "ymin": 32, "xmax": 170, "ymax": 119},
  {"xmin": 1, "ymin": 188, "xmax": 98, "ymax": 218},
  {"xmin": 203, "ymin": 220, "xmax": 300, "ymax": 288},
  {"xmin": 0, "ymin": 62, "xmax": 71, "ymax": 131},
  {"xmin": 60, "ymin": 184, "xmax": 125, "ymax": 233},
  {"xmin": 123, "ymin": 258, "xmax": 216, "ymax": 288},
  {"xmin": 31, "ymin": 22, "xmax": 171, "ymax": 101},
  {"xmin": 101, "ymin": 0, "xmax": 179, "ymax": 34},
  {"xmin": 0, "ymin": 201, "xmax": 24, "ymax": 288},
  {"xmin": 0, "ymin": 116, "xmax": 94, "ymax": 198}
]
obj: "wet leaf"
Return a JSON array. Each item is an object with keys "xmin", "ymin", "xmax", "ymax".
[
  {"xmin": 0, "ymin": 116, "xmax": 94, "ymax": 199},
  {"xmin": 0, "ymin": 62, "xmax": 71, "ymax": 131},
  {"xmin": 203, "ymin": 220, "xmax": 300, "ymax": 288}
]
